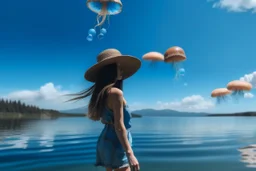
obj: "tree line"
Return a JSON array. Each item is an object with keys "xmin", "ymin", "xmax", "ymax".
[{"xmin": 0, "ymin": 99, "xmax": 60, "ymax": 115}]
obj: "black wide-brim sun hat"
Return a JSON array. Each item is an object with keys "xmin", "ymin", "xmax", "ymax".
[{"xmin": 84, "ymin": 48, "xmax": 141, "ymax": 82}]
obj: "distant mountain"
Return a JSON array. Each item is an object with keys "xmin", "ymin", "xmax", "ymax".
[
  {"xmin": 60, "ymin": 107, "xmax": 141, "ymax": 118},
  {"xmin": 131, "ymin": 109, "xmax": 208, "ymax": 117},
  {"xmin": 208, "ymin": 111, "xmax": 256, "ymax": 117},
  {"xmin": 60, "ymin": 107, "xmax": 256, "ymax": 117},
  {"xmin": 60, "ymin": 107, "xmax": 88, "ymax": 114},
  {"xmin": 61, "ymin": 107, "xmax": 207, "ymax": 117}
]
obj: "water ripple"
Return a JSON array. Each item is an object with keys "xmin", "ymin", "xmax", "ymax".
[{"xmin": 1, "ymin": 117, "xmax": 256, "ymax": 171}]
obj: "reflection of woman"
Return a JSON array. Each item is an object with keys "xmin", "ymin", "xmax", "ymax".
[{"xmin": 69, "ymin": 49, "xmax": 141, "ymax": 171}]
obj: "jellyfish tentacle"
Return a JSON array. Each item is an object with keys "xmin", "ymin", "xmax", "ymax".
[
  {"xmin": 152, "ymin": 61, "xmax": 157, "ymax": 68},
  {"xmin": 94, "ymin": 13, "xmax": 106, "ymax": 29},
  {"xmin": 173, "ymin": 62, "xmax": 180, "ymax": 79},
  {"xmin": 96, "ymin": 15, "xmax": 101, "ymax": 26},
  {"xmin": 149, "ymin": 62, "xmax": 153, "ymax": 68},
  {"xmin": 97, "ymin": 33, "xmax": 104, "ymax": 39},
  {"xmin": 94, "ymin": 2, "xmax": 108, "ymax": 29},
  {"xmin": 107, "ymin": 15, "xmax": 110, "ymax": 29}
]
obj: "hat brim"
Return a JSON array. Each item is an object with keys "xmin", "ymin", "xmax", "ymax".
[{"xmin": 84, "ymin": 55, "xmax": 141, "ymax": 82}]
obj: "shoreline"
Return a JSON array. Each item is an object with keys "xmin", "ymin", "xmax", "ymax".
[
  {"xmin": 1, "ymin": 111, "xmax": 256, "ymax": 120},
  {"xmin": 0, "ymin": 112, "xmax": 142, "ymax": 120},
  {"xmin": 207, "ymin": 112, "xmax": 256, "ymax": 117}
]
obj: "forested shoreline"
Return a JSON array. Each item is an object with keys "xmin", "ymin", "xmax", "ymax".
[{"xmin": 0, "ymin": 99, "xmax": 60, "ymax": 119}]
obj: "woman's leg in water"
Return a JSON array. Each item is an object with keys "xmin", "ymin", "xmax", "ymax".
[{"xmin": 114, "ymin": 167, "xmax": 130, "ymax": 171}]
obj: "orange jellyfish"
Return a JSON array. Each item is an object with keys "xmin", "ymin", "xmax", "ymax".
[
  {"xmin": 86, "ymin": 0, "xmax": 123, "ymax": 41},
  {"xmin": 227, "ymin": 80, "xmax": 252, "ymax": 98},
  {"xmin": 211, "ymin": 88, "xmax": 232, "ymax": 104},
  {"xmin": 142, "ymin": 52, "xmax": 164, "ymax": 67},
  {"xmin": 164, "ymin": 46, "xmax": 187, "ymax": 78}
]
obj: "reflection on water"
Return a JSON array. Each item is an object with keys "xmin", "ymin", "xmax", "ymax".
[
  {"xmin": 239, "ymin": 145, "xmax": 256, "ymax": 168},
  {"xmin": 0, "ymin": 116, "xmax": 256, "ymax": 170}
]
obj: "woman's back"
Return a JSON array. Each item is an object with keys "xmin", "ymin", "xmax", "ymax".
[
  {"xmin": 101, "ymin": 105, "xmax": 132, "ymax": 130},
  {"xmin": 95, "ymin": 91, "xmax": 133, "ymax": 169}
]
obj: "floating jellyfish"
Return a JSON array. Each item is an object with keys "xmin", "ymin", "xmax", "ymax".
[
  {"xmin": 164, "ymin": 46, "xmax": 187, "ymax": 67},
  {"xmin": 176, "ymin": 68, "xmax": 185, "ymax": 78},
  {"xmin": 87, "ymin": 34, "xmax": 93, "ymax": 41},
  {"xmin": 88, "ymin": 28, "xmax": 96, "ymax": 37},
  {"xmin": 164, "ymin": 46, "xmax": 187, "ymax": 78},
  {"xmin": 142, "ymin": 52, "xmax": 164, "ymax": 67},
  {"xmin": 100, "ymin": 28, "xmax": 107, "ymax": 35},
  {"xmin": 226, "ymin": 80, "xmax": 252, "ymax": 99},
  {"xmin": 86, "ymin": 0, "xmax": 123, "ymax": 41},
  {"xmin": 98, "ymin": 33, "xmax": 105, "ymax": 40},
  {"xmin": 178, "ymin": 68, "xmax": 185, "ymax": 75},
  {"xmin": 211, "ymin": 88, "xmax": 232, "ymax": 104}
]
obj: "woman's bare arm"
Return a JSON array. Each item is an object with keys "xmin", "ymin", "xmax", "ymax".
[{"xmin": 109, "ymin": 88, "xmax": 133, "ymax": 155}]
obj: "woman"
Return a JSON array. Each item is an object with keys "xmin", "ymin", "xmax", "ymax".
[{"xmin": 68, "ymin": 48, "xmax": 141, "ymax": 171}]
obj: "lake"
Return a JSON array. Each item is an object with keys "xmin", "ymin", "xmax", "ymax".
[{"xmin": 0, "ymin": 116, "xmax": 256, "ymax": 171}]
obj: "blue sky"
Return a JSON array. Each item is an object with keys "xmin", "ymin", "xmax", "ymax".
[{"xmin": 0, "ymin": 0, "xmax": 256, "ymax": 113}]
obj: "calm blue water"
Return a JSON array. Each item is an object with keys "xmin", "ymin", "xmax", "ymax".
[{"xmin": 1, "ymin": 116, "xmax": 256, "ymax": 171}]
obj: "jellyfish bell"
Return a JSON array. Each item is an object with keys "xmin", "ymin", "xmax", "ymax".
[
  {"xmin": 211, "ymin": 88, "xmax": 232, "ymax": 104},
  {"xmin": 227, "ymin": 80, "xmax": 252, "ymax": 98},
  {"xmin": 164, "ymin": 46, "xmax": 186, "ymax": 64},
  {"xmin": 87, "ymin": 34, "xmax": 93, "ymax": 41},
  {"xmin": 177, "ymin": 68, "xmax": 185, "ymax": 77},
  {"xmin": 142, "ymin": 52, "xmax": 164, "ymax": 68},
  {"xmin": 88, "ymin": 28, "xmax": 96, "ymax": 37},
  {"xmin": 100, "ymin": 28, "xmax": 107, "ymax": 35},
  {"xmin": 142, "ymin": 52, "xmax": 164, "ymax": 61},
  {"xmin": 164, "ymin": 46, "xmax": 187, "ymax": 78},
  {"xmin": 227, "ymin": 80, "xmax": 252, "ymax": 91},
  {"xmin": 86, "ymin": 0, "xmax": 123, "ymax": 15},
  {"xmin": 86, "ymin": 0, "xmax": 122, "ymax": 41},
  {"xmin": 98, "ymin": 33, "xmax": 105, "ymax": 39}
]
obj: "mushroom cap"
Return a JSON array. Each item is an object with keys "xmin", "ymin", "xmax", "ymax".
[
  {"xmin": 227, "ymin": 80, "xmax": 252, "ymax": 91},
  {"xmin": 164, "ymin": 46, "xmax": 186, "ymax": 63},
  {"xmin": 211, "ymin": 88, "xmax": 232, "ymax": 97},
  {"xmin": 142, "ymin": 52, "xmax": 164, "ymax": 61}
]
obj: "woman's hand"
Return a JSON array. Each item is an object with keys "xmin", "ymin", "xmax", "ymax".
[{"xmin": 127, "ymin": 152, "xmax": 140, "ymax": 171}]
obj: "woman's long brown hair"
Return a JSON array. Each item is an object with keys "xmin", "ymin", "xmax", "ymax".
[{"xmin": 66, "ymin": 63, "xmax": 123, "ymax": 121}]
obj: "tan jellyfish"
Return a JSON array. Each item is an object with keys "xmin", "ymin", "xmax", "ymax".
[
  {"xmin": 142, "ymin": 52, "xmax": 164, "ymax": 67},
  {"xmin": 164, "ymin": 46, "xmax": 186, "ymax": 65},
  {"xmin": 86, "ymin": 0, "xmax": 123, "ymax": 41},
  {"xmin": 227, "ymin": 80, "xmax": 252, "ymax": 98},
  {"xmin": 211, "ymin": 88, "xmax": 232, "ymax": 104},
  {"xmin": 164, "ymin": 46, "xmax": 187, "ymax": 79}
]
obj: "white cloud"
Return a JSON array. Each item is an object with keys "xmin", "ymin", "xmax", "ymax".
[
  {"xmin": 2, "ymin": 82, "xmax": 84, "ymax": 110},
  {"xmin": 1, "ymin": 83, "xmax": 215, "ymax": 112},
  {"xmin": 210, "ymin": 0, "xmax": 256, "ymax": 13},
  {"xmin": 156, "ymin": 95, "xmax": 215, "ymax": 112},
  {"xmin": 244, "ymin": 92, "xmax": 254, "ymax": 98},
  {"xmin": 240, "ymin": 71, "xmax": 256, "ymax": 88}
]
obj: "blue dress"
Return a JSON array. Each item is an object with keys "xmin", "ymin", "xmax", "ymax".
[{"xmin": 95, "ymin": 106, "xmax": 133, "ymax": 169}]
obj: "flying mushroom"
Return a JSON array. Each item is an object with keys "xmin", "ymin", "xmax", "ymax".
[
  {"xmin": 164, "ymin": 46, "xmax": 187, "ymax": 79},
  {"xmin": 226, "ymin": 80, "xmax": 252, "ymax": 99},
  {"xmin": 211, "ymin": 88, "xmax": 232, "ymax": 104},
  {"xmin": 142, "ymin": 52, "xmax": 164, "ymax": 67}
]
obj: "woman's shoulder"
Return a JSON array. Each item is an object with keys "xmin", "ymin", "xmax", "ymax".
[
  {"xmin": 108, "ymin": 87, "xmax": 123, "ymax": 97},
  {"xmin": 107, "ymin": 88, "xmax": 126, "ymax": 108}
]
